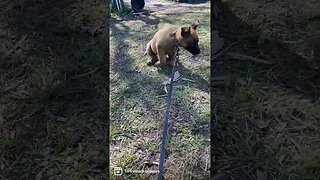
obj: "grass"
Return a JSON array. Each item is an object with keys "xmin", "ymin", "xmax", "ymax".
[
  {"xmin": 213, "ymin": 1, "xmax": 320, "ymax": 179},
  {"xmin": 109, "ymin": 2, "xmax": 210, "ymax": 179},
  {"xmin": 0, "ymin": 0, "xmax": 107, "ymax": 179}
]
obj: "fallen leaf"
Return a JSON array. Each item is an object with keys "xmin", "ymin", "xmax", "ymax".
[
  {"xmin": 256, "ymin": 119, "xmax": 271, "ymax": 129},
  {"xmin": 279, "ymin": 154, "xmax": 286, "ymax": 164},
  {"xmin": 275, "ymin": 121, "xmax": 287, "ymax": 131}
]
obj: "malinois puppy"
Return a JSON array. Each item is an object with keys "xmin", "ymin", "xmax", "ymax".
[{"xmin": 145, "ymin": 22, "xmax": 200, "ymax": 67}]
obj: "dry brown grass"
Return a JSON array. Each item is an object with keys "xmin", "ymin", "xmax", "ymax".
[
  {"xmin": 0, "ymin": 0, "xmax": 108, "ymax": 179},
  {"xmin": 213, "ymin": 1, "xmax": 320, "ymax": 179},
  {"xmin": 220, "ymin": 0, "xmax": 320, "ymax": 66}
]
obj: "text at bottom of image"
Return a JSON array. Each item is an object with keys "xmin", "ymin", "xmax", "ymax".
[{"xmin": 114, "ymin": 167, "xmax": 160, "ymax": 176}]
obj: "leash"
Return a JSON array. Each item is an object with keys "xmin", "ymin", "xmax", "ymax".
[{"xmin": 158, "ymin": 42, "xmax": 180, "ymax": 180}]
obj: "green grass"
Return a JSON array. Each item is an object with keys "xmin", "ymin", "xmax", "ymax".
[
  {"xmin": 109, "ymin": 2, "xmax": 210, "ymax": 179},
  {"xmin": 0, "ymin": 0, "xmax": 107, "ymax": 179}
]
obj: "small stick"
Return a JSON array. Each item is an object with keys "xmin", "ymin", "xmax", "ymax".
[
  {"xmin": 69, "ymin": 66, "xmax": 103, "ymax": 80},
  {"xmin": 212, "ymin": 43, "xmax": 236, "ymax": 60},
  {"xmin": 157, "ymin": 95, "xmax": 167, "ymax": 98},
  {"xmin": 181, "ymin": 78, "xmax": 195, "ymax": 83},
  {"xmin": 227, "ymin": 52, "xmax": 274, "ymax": 65}
]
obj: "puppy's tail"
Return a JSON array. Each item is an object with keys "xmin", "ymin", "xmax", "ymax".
[
  {"xmin": 143, "ymin": 41, "xmax": 150, "ymax": 57},
  {"xmin": 143, "ymin": 50, "xmax": 147, "ymax": 56}
]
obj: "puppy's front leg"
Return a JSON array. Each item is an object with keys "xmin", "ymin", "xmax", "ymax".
[{"xmin": 168, "ymin": 50, "xmax": 177, "ymax": 67}]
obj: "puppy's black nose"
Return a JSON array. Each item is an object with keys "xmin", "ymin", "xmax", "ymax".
[{"xmin": 193, "ymin": 49, "xmax": 200, "ymax": 55}]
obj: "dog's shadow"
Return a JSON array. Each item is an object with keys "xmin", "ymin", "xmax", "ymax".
[{"xmin": 156, "ymin": 62, "xmax": 210, "ymax": 92}]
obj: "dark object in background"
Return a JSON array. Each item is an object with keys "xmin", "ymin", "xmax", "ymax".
[
  {"xmin": 213, "ymin": 4, "xmax": 218, "ymax": 30},
  {"xmin": 173, "ymin": 0, "xmax": 189, "ymax": 2},
  {"xmin": 173, "ymin": 0, "xmax": 208, "ymax": 3},
  {"xmin": 131, "ymin": 0, "xmax": 145, "ymax": 12}
]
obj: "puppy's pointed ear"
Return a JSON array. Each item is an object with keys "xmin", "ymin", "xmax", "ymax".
[
  {"xmin": 181, "ymin": 27, "xmax": 191, "ymax": 37},
  {"xmin": 190, "ymin": 22, "xmax": 198, "ymax": 30}
]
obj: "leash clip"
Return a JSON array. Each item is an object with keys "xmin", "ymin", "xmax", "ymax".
[{"xmin": 163, "ymin": 71, "xmax": 181, "ymax": 94}]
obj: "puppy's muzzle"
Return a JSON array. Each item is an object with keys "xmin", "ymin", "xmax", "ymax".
[{"xmin": 185, "ymin": 42, "xmax": 200, "ymax": 55}]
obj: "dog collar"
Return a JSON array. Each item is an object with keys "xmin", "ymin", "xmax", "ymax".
[{"xmin": 172, "ymin": 29, "xmax": 179, "ymax": 47}]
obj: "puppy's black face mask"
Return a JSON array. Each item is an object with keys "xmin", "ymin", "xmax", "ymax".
[
  {"xmin": 180, "ymin": 27, "xmax": 201, "ymax": 55},
  {"xmin": 185, "ymin": 40, "xmax": 200, "ymax": 55}
]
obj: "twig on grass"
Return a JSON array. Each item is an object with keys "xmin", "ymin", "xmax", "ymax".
[
  {"xmin": 290, "ymin": 114, "xmax": 318, "ymax": 130},
  {"xmin": 69, "ymin": 65, "xmax": 107, "ymax": 80},
  {"xmin": 181, "ymin": 78, "xmax": 195, "ymax": 83},
  {"xmin": 156, "ymin": 94, "xmax": 167, "ymax": 98},
  {"xmin": 213, "ymin": 43, "xmax": 236, "ymax": 60},
  {"xmin": 227, "ymin": 52, "xmax": 274, "ymax": 65}
]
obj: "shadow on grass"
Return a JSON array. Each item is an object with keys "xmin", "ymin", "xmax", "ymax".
[
  {"xmin": 0, "ymin": 0, "xmax": 108, "ymax": 179},
  {"xmin": 212, "ymin": 1, "xmax": 320, "ymax": 179},
  {"xmin": 214, "ymin": 2, "xmax": 320, "ymax": 100}
]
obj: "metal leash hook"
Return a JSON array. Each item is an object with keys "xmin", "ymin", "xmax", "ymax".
[
  {"xmin": 172, "ymin": 47, "xmax": 181, "ymax": 82},
  {"xmin": 158, "ymin": 46, "xmax": 180, "ymax": 180}
]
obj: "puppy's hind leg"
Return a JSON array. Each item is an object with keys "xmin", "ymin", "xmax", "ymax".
[{"xmin": 146, "ymin": 42, "xmax": 159, "ymax": 66}]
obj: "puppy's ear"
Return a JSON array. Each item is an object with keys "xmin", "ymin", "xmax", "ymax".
[
  {"xmin": 181, "ymin": 27, "xmax": 191, "ymax": 37},
  {"xmin": 190, "ymin": 22, "xmax": 198, "ymax": 30}
]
